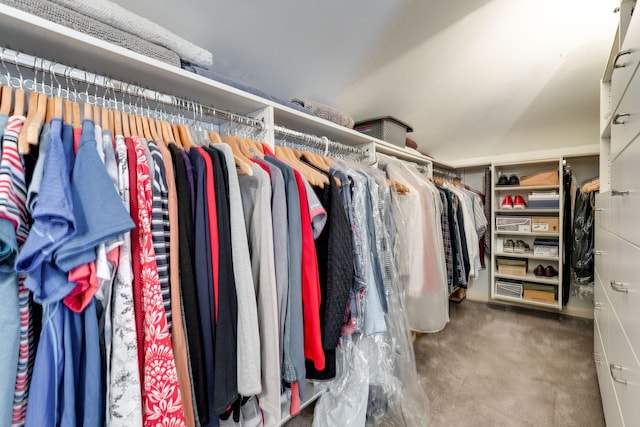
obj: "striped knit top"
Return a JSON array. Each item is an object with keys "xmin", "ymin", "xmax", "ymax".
[{"xmin": 0, "ymin": 116, "xmax": 28, "ymax": 243}]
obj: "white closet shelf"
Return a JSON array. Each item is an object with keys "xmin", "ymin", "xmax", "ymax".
[
  {"xmin": 493, "ymin": 294, "xmax": 559, "ymax": 309},
  {"xmin": 495, "ymin": 209, "xmax": 560, "ymax": 214},
  {"xmin": 495, "ymin": 231, "xmax": 560, "ymax": 237},
  {"xmin": 279, "ymin": 382, "xmax": 327, "ymax": 425},
  {"xmin": 0, "ymin": 4, "xmax": 393, "ymax": 152},
  {"xmin": 494, "ymin": 185, "xmax": 560, "ymax": 191},
  {"xmin": 494, "ymin": 252, "xmax": 559, "ymax": 261},
  {"xmin": 495, "ymin": 272, "xmax": 559, "ymax": 285}
]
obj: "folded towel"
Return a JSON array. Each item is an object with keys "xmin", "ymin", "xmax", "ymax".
[
  {"xmin": 291, "ymin": 98, "xmax": 354, "ymax": 129},
  {"xmin": 48, "ymin": 0, "xmax": 212, "ymax": 67},
  {"xmin": 184, "ymin": 65, "xmax": 313, "ymax": 115},
  {"xmin": 2, "ymin": 0, "xmax": 181, "ymax": 67}
]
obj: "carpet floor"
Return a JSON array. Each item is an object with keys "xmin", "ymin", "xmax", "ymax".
[{"xmin": 285, "ymin": 300, "xmax": 603, "ymax": 426}]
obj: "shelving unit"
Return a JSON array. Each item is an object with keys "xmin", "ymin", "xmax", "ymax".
[{"xmin": 490, "ymin": 159, "xmax": 564, "ymax": 310}]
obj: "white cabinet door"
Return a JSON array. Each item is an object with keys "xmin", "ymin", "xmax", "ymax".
[
  {"xmin": 611, "ymin": 9, "xmax": 640, "ymax": 115},
  {"xmin": 611, "ymin": 73, "xmax": 640, "ymax": 159},
  {"xmin": 610, "ymin": 138, "xmax": 640, "ymax": 248},
  {"xmin": 608, "ymin": 235, "xmax": 640, "ymax": 362},
  {"xmin": 609, "ymin": 313, "xmax": 640, "ymax": 427},
  {"xmin": 595, "ymin": 316, "xmax": 625, "ymax": 427},
  {"xmin": 595, "ymin": 192, "xmax": 611, "ymax": 233},
  {"xmin": 595, "ymin": 273, "xmax": 611, "ymax": 352}
]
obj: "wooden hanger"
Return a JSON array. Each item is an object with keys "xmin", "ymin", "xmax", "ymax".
[
  {"xmin": 128, "ymin": 113, "xmax": 138, "ymax": 137},
  {"xmin": 275, "ymin": 145, "xmax": 326, "ymax": 187},
  {"xmin": 53, "ymin": 92, "xmax": 63, "ymax": 121},
  {"xmin": 221, "ymin": 135, "xmax": 254, "ymax": 176},
  {"xmin": 171, "ymin": 123, "xmax": 183, "ymax": 148},
  {"xmin": 72, "ymin": 101, "xmax": 81, "ymax": 129},
  {"xmin": 122, "ymin": 111, "xmax": 131, "ymax": 138},
  {"xmin": 45, "ymin": 96, "xmax": 55, "ymax": 123},
  {"xmin": 0, "ymin": 84, "xmax": 12, "ymax": 115},
  {"xmin": 83, "ymin": 101, "xmax": 92, "ymax": 123},
  {"xmin": 209, "ymin": 130, "xmax": 223, "ymax": 143},
  {"xmin": 93, "ymin": 104, "xmax": 101, "ymax": 127},
  {"xmin": 148, "ymin": 117, "xmax": 161, "ymax": 143},
  {"xmin": 13, "ymin": 88, "xmax": 25, "ymax": 117},
  {"xmin": 140, "ymin": 116, "xmax": 152, "ymax": 141},
  {"xmin": 27, "ymin": 91, "xmax": 48, "ymax": 146},
  {"xmin": 18, "ymin": 90, "xmax": 38, "ymax": 153},
  {"xmin": 178, "ymin": 123, "xmax": 193, "ymax": 150},
  {"xmin": 101, "ymin": 105, "xmax": 110, "ymax": 134}
]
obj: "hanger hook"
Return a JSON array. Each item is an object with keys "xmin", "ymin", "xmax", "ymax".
[{"xmin": 13, "ymin": 51, "xmax": 24, "ymax": 88}]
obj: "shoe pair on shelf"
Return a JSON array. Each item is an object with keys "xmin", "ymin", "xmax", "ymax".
[
  {"xmin": 501, "ymin": 195, "xmax": 526, "ymax": 209},
  {"xmin": 497, "ymin": 174, "xmax": 520, "ymax": 186},
  {"xmin": 504, "ymin": 239, "xmax": 530, "ymax": 253},
  {"xmin": 534, "ymin": 264, "xmax": 557, "ymax": 277}
]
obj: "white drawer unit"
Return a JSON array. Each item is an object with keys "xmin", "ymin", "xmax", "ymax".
[
  {"xmin": 595, "ymin": 192, "xmax": 611, "ymax": 233},
  {"xmin": 611, "ymin": 5, "xmax": 640, "ymax": 116},
  {"xmin": 610, "ymin": 135, "xmax": 640, "ymax": 247},
  {"xmin": 611, "ymin": 74, "xmax": 640, "ymax": 159},
  {"xmin": 599, "ymin": 4, "xmax": 640, "ymax": 425},
  {"xmin": 608, "ymin": 313, "xmax": 640, "ymax": 427},
  {"xmin": 608, "ymin": 235, "xmax": 640, "ymax": 362},
  {"xmin": 595, "ymin": 317, "xmax": 626, "ymax": 427}
]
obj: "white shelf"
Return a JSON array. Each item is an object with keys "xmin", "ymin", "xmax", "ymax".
[
  {"xmin": 494, "ymin": 184, "xmax": 560, "ymax": 191},
  {"xmin": 493, "ymin": 294, "xmax": 559, "ymax": 309},
  {"xmin": 495, "ymin": 209, "xmax": 560, "ymax": 214},
  {"xmin": 495, "ymin": 272, "xmax": 559, "ymax": 285},
  {"xmin": 495, "ymin": 252, "xmax": 559, "ymax": 261},
  {"xmin": 279, "ymin": 382, "xmax": 327, "ymax": 425},
  {"xmin": 495, "ymin": 231, "xmax": 560, "ymax": 237}
]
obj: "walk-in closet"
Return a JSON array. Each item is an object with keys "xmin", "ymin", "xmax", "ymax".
[{"xmin": 0, "ymin": 1, "xmax": 636, "ymax": 426}]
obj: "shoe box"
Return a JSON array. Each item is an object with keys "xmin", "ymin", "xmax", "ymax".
[
  {"xmin": 496, "ymin": 216, "xmax": 531, "ymax": 232},
  {"xmin": 533, "ymin": 238, "xmax": 559, "ymax": 257},
  {"xmin": 497, "ymin": 257, "xmax": 527, "ymax": 277},
  {"xmin": 522, "ymin": 283, "xmax": 557, "ymax": 303},
  {"xmin": 531, "ymin": 216, "xmax": 559, "ymax": 233}
]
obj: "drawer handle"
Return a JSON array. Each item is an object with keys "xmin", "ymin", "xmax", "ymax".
[
  {"xmin": 594, "ymin": 208, "xmax": 603, "ymax": 212},
  {"xmin": 610, "ymin": 280, "xmax": 629, "ymax": 293},
  {"xmin": 594, "ymin": 250, "xmax": 604, "ymax": 255},
  {"xmin": 594, "ymin": 301, "xmax": 604, "ymax": 310},
  {"xmin": 613, "ymin": 113, "xmax": 630, "ymax": 124},
  {"xmin": 614, "ymin": 49, "xmax": 633, "ymax": 68},
  {"xmin": 611, "ymin": 190, "xmax": 629, "ymax": 196},
  {"xmin": 610, "ymin": 364, "xmax": 628, "ymax": 385},
  {"xmin": 593, "ymin": 352, "xmax": 602, "ymax": 364}
]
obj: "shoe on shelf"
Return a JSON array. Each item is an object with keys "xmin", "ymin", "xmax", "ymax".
[
  {"xmin": 504, "ymin": 239, "xmax": 515, "ymax": 253},
  {"xmin": 509, "ymin": 174, "xmax": 520, "ymax": 185},
  {"xmin": 501, "ymin": 195, "xmax": 514, "ymax": 209},
  {"xmin": 241, "ymin": 396, "xmax": 264, "ymax": 427},
  {"xmin": 498, "ymin": 175, "xmax": 508, "ymax": 186},
  {"xmin": 534, "ymin": 265, "xmax": 545, "ymax": 276},
  {"xmin": 515, "ymin": 240, "xmax": 530, "ymax": 253},
  {"xmin": 513, "ymin": 195, "xmax": 527, "ymax": 209},
  {"xmin": 545, "ymin": 265, "xmax": 558, "ymax": 277}
]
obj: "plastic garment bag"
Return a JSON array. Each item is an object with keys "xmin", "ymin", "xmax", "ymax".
[{"xmin": 571, "ymin": 189, "xmax": 595, "ymax": 298}]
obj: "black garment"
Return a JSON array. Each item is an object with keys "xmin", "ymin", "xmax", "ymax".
[
  {"xmin": 169, "ymin": 144, "xmax": 209, "ymax": 424},
  {"xmin": 455, "ymin": 195, "xmax": 471, "ymax": 285},
  {"xmin": 304, "ymin": 166, "xmax": 354, "ymax": 380},
  {"xmin": 205, "ymin": 147, "xmax": 238, "ymax": 414},
  {"xmin": 562, "ymin": 169, "xmax": 572, "ymax": 305},
  {"xmin": 571, "ymin": 189, "xmax": 595, "ymax": 284},
  {"xmin": 189, "ymin": 148, "xmax": 218, "ymax": 426}
]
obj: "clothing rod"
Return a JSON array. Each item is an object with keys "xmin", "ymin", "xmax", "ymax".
[
  {"xmin": 274, "ymin": 124, "xmax": 368, "ymax": 156},
  {"xmin": 0, "ymin": 47, "xmax": 264, "ymax": 130}
]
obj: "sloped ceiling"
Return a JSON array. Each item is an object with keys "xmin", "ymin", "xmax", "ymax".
[{"xmin": 114, "ymin": 0, "xmax": 619, "ymax": 163}]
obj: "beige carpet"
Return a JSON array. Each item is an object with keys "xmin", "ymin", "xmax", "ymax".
[{"xmin": 285, "ymin": 300, "xmax": 603, "ymax": 426}]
